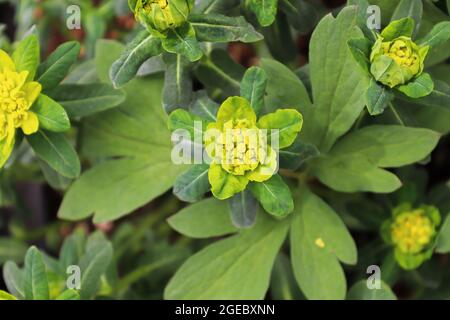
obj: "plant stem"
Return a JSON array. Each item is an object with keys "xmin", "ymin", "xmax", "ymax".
[{"xmin": 388, "ymin": 102, "xmax": 405, "ymax": 126}]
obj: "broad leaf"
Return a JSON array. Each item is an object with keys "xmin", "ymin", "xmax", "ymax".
[
  {"xmin": 304, "ymin": 6, "xmax": 369, "ymax": 152},
  {"xmin": 24, "ymin": 247, "xmax": 49, "ymax": 300},
  {"xmin": 162, "ymin": 53, "xmax": 193, "ymax": 113},
  {"xmin": 290, "ymin": 187, "xmax": 357, "ymax": 300},
  {"xmin": 366, "ymin": 79, "xmax": 394, "ymax": 115},
  {"xmin": 168, "ymin": 198, "xmax": 238, "ymax": 238},
  {"xmin": 249, "ymin": 175, "xmax": 294, "ymax": 217},
  {"xmin": 58, "ymin": 40, "xmax": 186, "ymax": 222},
  {"xmin": 32, "ymin": 94, "xmax": 70, "ymax": 132},
  {"xmin": 27, "ymin": 131, "xmax": 80, "ymax": 179},
  {"xmin": 49, "ymin": 83, "xmax": 125, "ymax": 119},
  {"xmin": 418, "ymin": 21, "xmax": 450, "ymax": 49},
  {"xmin": 347, "ymin": 280, "xmax": 397, "ymax": 300},
  {"xmin": 37, "ymin": 41, "xmax": 80, "ymax": 90},
  {"xmin": 165, "ymin": 214, "xmax": 289, "ymax": 299},
  {"xmin": 110, "ymin": 31, "xmax": 162, "ymax": 88},
  {"xmin": 228, "ymin": 189, "xmax": 258, "ymax": 228},
  {"xmin": 397, "ymin": 72, "xmax": 434, "ymax": 99},
  {"xmin": 240, "ymin": 66, "xmax": 267, "ymax": 115},
  {"xmin": 173, "ymin": 164, "xmax": 210, "ymax": 203},
  {"xmin": 162, "ymin": 24, "xmax": 203, "ymax": 62},
  {"xmin": 189, "ymin": 13, "xmax": 263, "ymax": 43}
]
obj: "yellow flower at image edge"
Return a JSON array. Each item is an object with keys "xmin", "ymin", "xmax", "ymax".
[
  {"xmin": 382, "ymin": 204, "xmax": 441, "ymax": 270},
  {"xmin": 205, "ymin": 96, "xmax": 302, "ymax": 200},
  {"xmin": 0, "ymin": 50, "xmax": 40, "ymax": 165},
  {"xmin": 131, "ymin": 0, "xmax": 193, "ymax": 33},
  {"xmin": 370, "ymin": 36, "xmax": 429, "ymax": 88}
]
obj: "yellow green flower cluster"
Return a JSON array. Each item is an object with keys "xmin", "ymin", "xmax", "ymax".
[
  {"xmin": 382, "ymin": 203, "xmax": 440, "ymax": 270},
  {"xmin": 129, "ymin": 0, "xmax": 193, "ymax": 34},
  {"xmin": 0, "ymin": 50, "xmax": 40, "ymax": 166}
]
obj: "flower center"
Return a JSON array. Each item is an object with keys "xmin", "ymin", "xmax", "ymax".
[
  {"xmin": 391, "ymin": 210, "xmax": 434, "ymax": 254},
  {"xmin": 383, "ymin": 39, "xmax": 420, "ymax": 74},
  {"xmin": 217, "ymin": 119, "xmax": 266, "ymax": 176}
]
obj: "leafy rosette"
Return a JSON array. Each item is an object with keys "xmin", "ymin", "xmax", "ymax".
[
  {"xmin": 168, "ymin": 91, "xmax": 303, "ymax": 225},
  {"xmin": 348, "ymin": 17, "xmax": 450, "ymax": 115},
  {"xmin": 381, "ymin": 203, "xmax": 441, "ymax": 270}
]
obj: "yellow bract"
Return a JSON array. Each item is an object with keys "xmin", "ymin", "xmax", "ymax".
[
  {"xmin": 391, "ymin": 209, "xmax": 434, "ymax": 254},
  {"xmin": 0, "ymin": 49, "xmax": 40, "ymax": 163}
]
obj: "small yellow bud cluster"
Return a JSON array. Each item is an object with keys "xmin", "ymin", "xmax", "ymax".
[
  {"xmin": 391, "ymin": 209, "xmax": 434, "ymax": 254},
  {"xmin": 382, "ymin": 39, "xmax": 420, "ymax": 75}
]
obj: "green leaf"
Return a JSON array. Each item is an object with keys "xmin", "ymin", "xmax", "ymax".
[
  {"xmin": 347, "ymin": 280, "xmax": 397, "ymax": 300},
  {"xmin": 228, "ymin": 189, "xmax": 258, "ymax": 228},
  {"xmin": 195, "ymin": 49, "xmax": 245, "ymax": 97},
  {"xmin": 32, "ymin": 94, "xmax": 70, "ymax": 132},
  {"xmin": 304, "ymin": 7, "xmax": 369, "ymax": 152},
  {"xmin": 270, "ymin": 253, "xmax": 304, "ymax": 300},
  {"xmin": 110, "ymin": 31, "xmax": 162, "ymax": 88},
  {"xmin": 436, "ymin": 214, "xmax": 450, "ymax": 253},
  {"xmin": 193, "ymin": 0, "xmax": 240, "ymax": 14},
  {"xmin": 55, "ymin": 289, "xmax": 80, "ymax": 300},
  {"xmin": 249, "ymin": 174, "xmax": 294, "ymax": 217},
  {"xmin": 189, "ymin": 90, "xmax": 219, "ymax": 121},
  {"xmin": 12, "ymin": 34, "xmax": 39, "ymax": 81},
  {"xmin": 381, "ymin": 17, "xmax": 414, "ymax": 41},
  {"xmin": 347, "ymin": 37, "xmax": 372, "ymax": 74},
  {"xmin": 59, "ymin": 40, "xmax": 186, "ymax": 223},
  {"xmin": 257, "ymin": 109, "xmax": 303, "ymax": 149},
  {"xmin": 49, "ymin": 83, "xmax": 125, "ymax": 119},
  {"xmin": 397, "ymin": 72, "xmax": 434, "ymax": 98},
  {"xmin": 290, "ymin": 187, "xmax": 357, "ymax": 300},
  {"xmin": 167, "ymin": 109, "xmax": 205, "ymax": 139},
  {"xmin": 259, "ymin": 58, "xmax": 312, "ymax": 114},
  {"xmin": 60, "ymin": 229, "xmax": 86, "ymax": 269},
  {"xmin": 366, "ymin": 79, "xmax": 394, "ymax": 115},
  {"xmin": 168, "ymin": 197, "xmax": 238, "ymax": 238},
  {"xmin": 396, "ymin": 80, "xmax": 450, "ymax": 111},
  {"xmin": 173, "ymin": 164, "xmax": 210, "ymax": 203},
  {"xmin": 279, "ymin": 137, "xmax": 319, "ymax": 170},
  {"xmin": 279, "ymin": 0, "xmax": 319, "ymax": 34},
  {"xmin": 0, "ymin": 290, "xmax": 17, "ymax": 300},
  {"xmin": 0, "ymin": 238, "xmax": 27, "ymax": 264},
  {"xmin": 208, "ymin": 162, "xmax": 248, "ymax": 200},
  {"xmin": 37, "ymin": 41, "xmax": 80, "ymax": 90},
  {"xmin": 39, "ymin": 159, "xmax": 72, "ymax": 190},
  {"xmin": 312, "ymin": 125, "xmax": 440, "ymax": 193},
  {"xmin": 189, "ymin": 13, "xmax": 263, "ymax": 43},
  {"xmin": 27, "ymin": 131, "xmax": 80, "ymax": 179},
  {"xmin": 330, "ymin": 125, "xmax": 440, "ymax": 167},
  {"xmin": 418, "ymin": 21, "xmax": 450, "ymax": 49},
  {"xmin": 240, "ymin": 66, "xmax": 267, "ymax": 115},
  {"xmin": 24, "ymin": 247, "xmax": 49, "ymax": 300},
  {"xmin": 162, "ymin": 24, "xmax": 203, "ymax": 62},
  {"xmin": 2, "ymin": 261, "xmax": 25, "ymax": 299},
  {"xmin": 247, "ymin": 0, "xmax": 278, "ymax": 27},
  {"xmin": 79, "ymin": 239, "xmax": 113, "ymax": 299},
  {"xmin": 165, "ymin": 214, "xmax": 289, "ymax": 299},
  {"xmin": 391, "ymin": 0, "xmax": 423, "ymax": 36},
  {"xmin": 162, "ymin": 53, "xmax": 193, "ymax": 113}
]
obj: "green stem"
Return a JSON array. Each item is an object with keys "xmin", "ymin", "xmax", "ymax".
[{"xmin": 388, "ymin": 102, "xmax": 405, "ymax": 126}]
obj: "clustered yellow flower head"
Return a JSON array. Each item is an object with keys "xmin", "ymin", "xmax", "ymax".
[
  {"xmin": 0, "ymin": 50, "xmax": 40, "ymax": 166},
  {"xmin": 381, "ymin": 203, "xmax": 441, "ymax": 270},
  {"xmin": 391, "ymin": 209, "xmax": 435, "ymax": 254},
  {"xmin": 129, "ymin": 0, "xmax": 193, "ymax": 33},
  {"xmin": 370, "ymin": 35, "xmax": 428, "ymax": 88}
]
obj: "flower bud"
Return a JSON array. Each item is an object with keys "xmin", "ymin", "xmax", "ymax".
[
  {"xmin": 130, "ymin": 0, "xmax": 193, "ymax": 33},
  {"xmin": 370, "ymin": 36, "xmax": 429, "ymax": 88}
]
